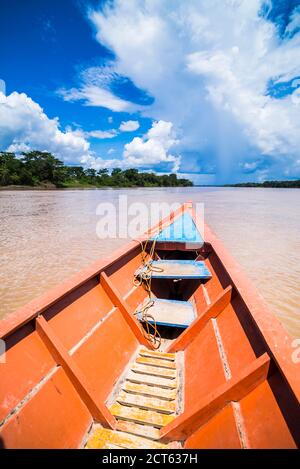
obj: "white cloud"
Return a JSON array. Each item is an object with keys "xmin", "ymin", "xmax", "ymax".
[
  {"xmin": 58, "ymin": 64, "xmax": 143, "ymax": 113},
  {"xmin": 58, "ymin": 85, "xmax": 131, "ymax": 112},
  {"xmin": 124, "ymin": 120, "xmax": 180, "ymax": 171},
  {"xmin": 88, "ymin": 129, "xmax": 117, "ymax": 139},
  {"xmin": 88, "ymin": 0, "xmax": 300, "ymax": 181},
  {"xmin": 60, "ymin": 126, "xmax": 118, "ymax": 140},
  {"xmin": 4, "ymin": 2, "xmax": 300, "ymax": 181},
  {"xmin": 0, "ymin": 90, "xmax": 127, "ymax": 172},
  {"xmin": 0, "ymin": 91, "xmax": 91, "ymax": 163},
  {"xmin": 119, "ymin": 120, "xmax": 140, "ymax": 132},
  {"xmin": 285, "ymin": 6, "xmax": 300, "ymax": 37},
  {"xmin": 80, "ymin": 120, "xmax": 180, "ymax": 172},
  {"xmin": 0, "ymin": 79, "xmax": 6, "ymax": 95},
  {"xmin": 82, "ymin": 120, "xmax": 140, "ymax": 140},
  {"xmin": 80, "ymin": 154, "xmax": 121, "ymax": 170},
  {"xmin": 186, "ymin": 36, "xmax": 300, "ymax": 157}
]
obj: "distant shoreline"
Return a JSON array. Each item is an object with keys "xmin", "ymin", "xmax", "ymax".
[
  {"xmin": 0, "ymin": 151, "xmax": 193, "ymax": 189},
  {"xmin": 223, "ymin": 180, "xmax": 300, "ymax": 188},
  {"xmin": 2, "ymin": 152, "xmax": 299, "ymax": 190},
  {"xmin": 0, "ymin": 183, "xmax": 99, "ymax": 191},
  {"xmin": 1, "ymin": 182, "xmax": 300, "ymax": 190}
]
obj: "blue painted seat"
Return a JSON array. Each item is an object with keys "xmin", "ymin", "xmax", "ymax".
[
  {"xmin": 136, "ymin": 298, "xmax": 196, "ymax": 329},
  {"xmin": 150, "ymin": 212, "xmax": 204, "ymax": 248},
  {"xmin": 135, "ymin": 259, "xmax": 212, "ymax": 280}
]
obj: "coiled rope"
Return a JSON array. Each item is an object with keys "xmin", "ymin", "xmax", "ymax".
[{"xmin": 133, "ymin": 236, "xmax": 164, "ymax": 349}]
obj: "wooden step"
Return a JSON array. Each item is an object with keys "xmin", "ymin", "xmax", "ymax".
[
  {"xmin": 139, "ymin": 348, "xmax": 175, "ymax": 362},
  {"xmin": 85, "ymin": 347, "xmax": 181, "ymax": 450},
  {"xmin": 136, "ymin": 356, "xmax": 176, "ymax": 369},
  {"xmin": 86, "ymin": 428, "xmax": 169, "ymax": 449},
  {"xmin": 117, "ymin": 391, "xmax": 176, "ymax": 414},
  {"xmin": 116, "ymin": 421, "xmax": 161, "ymax": 441},
  {"xmin": 127, "ymin": 371, "xmax": 177, "ymax": 389},
  {"xmin": 132, "ymin": 363, "xmax": 177, "ymax": 378},
  {"xmin": 88, "ymin": 441, "xmax": 124, "ymax": 449},
  {"xmin": 122, "ymin": 381, "xmax": 177, "ymax": 400},
  {"xmin": 110, "ymin": 403, "xmax": 175, "ymax": 428}
]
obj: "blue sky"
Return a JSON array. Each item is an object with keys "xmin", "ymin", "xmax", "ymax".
[{"xmin": 1, "ymin": 0, "xmax": 300, "ymax": 183}]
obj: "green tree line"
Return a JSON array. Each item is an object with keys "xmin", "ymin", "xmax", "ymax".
[
  {"xmin": 225, "ymin": 180, "xmax": 300, "ymax": 188},
  {"xmin": 0, "ymin": 151, "xmax": 193, "ymax": 188}
]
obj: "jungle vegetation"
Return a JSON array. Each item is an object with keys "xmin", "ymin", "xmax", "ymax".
[{"xmin": 0, "ymin": 151, "xmax": 193, "ymax": 188}]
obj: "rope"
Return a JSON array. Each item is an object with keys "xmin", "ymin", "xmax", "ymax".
[
  {"xmin": 195, "ymin": 250, "xmax": 205, "ymax": 260},
  {"xmin": 133, "ymin": 235, "xmax": 163, "ymax": 349}
]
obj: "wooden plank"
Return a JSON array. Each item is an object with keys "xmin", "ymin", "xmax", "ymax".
[
  {"xmin": 116, "ymin": 421, "xmax": 161, "ymax": 441},
  {"xmin": 136, "ymin": 356, "xmax": 176, "ymax": 369},
  {"xmin": 86, "ymin": 428, "xmax": 169, "ymax": 449},
  {"xmin": 167, "ymin": 286, "xmax": 232, "ymax": 353},
  {"xmin": 132, "ymin": 363, "xmax": 177, "ymax": 378},
  {"xmin": 115, "ymin": 421, "xmax": 161, "ymax": 441},
  {"xmin": 139, "ymin": 349, "xmax": 175, "ymax": 361},
  {"xmin": 137, "ymin": 299, "xmax": 195, "ymax": 328},
  {"xmin": 100, "ymin": 272, "xmax": 150, "ymax": 347},
  {"xmin": 117, "ymin": 391, "xmax": 176, "ymax": 414},
  {"xmin": 160, "ymin": 353, "xmax": 271, "ymax": 441},
  {"xmin": 87, "ymin": 440, "xmax": 124, "ymax": 449},
  {"xmin": 102, "ymin": 443, "xmax": 124, "ymax": 449},
  {"xmin": 110, "ymin": 403, "xmax": 175, "ymax": 428},
  {"xmin": 127, "ymin": 371, "xmax": 177, "ymax": 389},
  {"xmin": 139, "ymin": 260, "xmax": 210, "ymax": 279},
  {"xmin": 35, "ymin": 316, "xmax": 116, "ymax": 428},
  {"xmin": 123, "ymin": 381, "xmax": 177, "ymax": 400}
]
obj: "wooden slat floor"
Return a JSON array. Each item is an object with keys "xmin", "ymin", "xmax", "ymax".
[{"xmin": 85, "ymin": 348, "xmax": 181, "ymax": 449}]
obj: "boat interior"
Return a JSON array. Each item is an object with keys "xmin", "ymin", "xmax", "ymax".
[{"xmin": 0, "ymin": 205, "xmax": 299, "ymax": 449}]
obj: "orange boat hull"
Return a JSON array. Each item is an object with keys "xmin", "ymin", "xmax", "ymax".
[{"xmin": 0, "ymin": 202, "xmax": 299, "ymax": 449}]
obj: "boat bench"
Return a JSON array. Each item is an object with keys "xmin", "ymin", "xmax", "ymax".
[
  {"xmin": 135, "ymin": 260, "xmax": 212, "ymax": 280},
  {"xmin": 136, "ymin": 298, "xmax": 196, "ymax": 329}
]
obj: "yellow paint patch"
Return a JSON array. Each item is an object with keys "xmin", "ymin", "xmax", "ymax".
[
  {"xmin": 110, "ymin": 403, "xmax": 175, "ymax": 428},
  {"xmin": 123, "ymin": 381, "xmax": 177, "ymax": 400},
  {"xmin": 140, "ymin": 348, "xmax": 175, "ymax": 361},
  {"xmin": 127, "ymin": 370, "xmax": 177, "ymax": 389},
  {"xmin": 116, "ymin": 420, "xmax": 161, "ymax": 440},
  {"xmin": 136, "ymin": 356, "xmax": 176, "ymax": 369},
  {"xmin": 85, "ymin": 347, "xmax": 181, "ymax": 450},
  {"xmin": 86, "ymin": 428, "xmax": 169, "ymax": 449},
  {"xmin": 132, "ymin": 363, "xmax": 177, "ymax": 378},
  {"xmin": 117, "ymin": 390, "xmax": 176, "ymax": 414}
]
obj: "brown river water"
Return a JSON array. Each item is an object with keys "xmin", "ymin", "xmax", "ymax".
[{"xmin": 0, "ymin": 187, "xmax": 299, "ymax": 338}]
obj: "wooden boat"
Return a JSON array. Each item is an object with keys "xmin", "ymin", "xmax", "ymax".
[{"xmin": 0, "ymin": 201, "xmax": 299, "ymax": 449}]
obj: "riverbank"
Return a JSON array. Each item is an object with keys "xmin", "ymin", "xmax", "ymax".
[
  {"xmin": 0, "ymin": 183, "xmax": 98, "ymax": 190},
  {"xmin": 225, "ymin": 180, "xmax": 300, "ymax": 188},
  {"xmin": 0, "ymin": 151, "xmax": 193, "ymax": 189},
  {"xmin": 2, "ymin": 182, "xmax": 300, "ymax": 190},
  {"xmin": 0, "ymin": 183, "xmax": 189, "ymax": 190}
]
